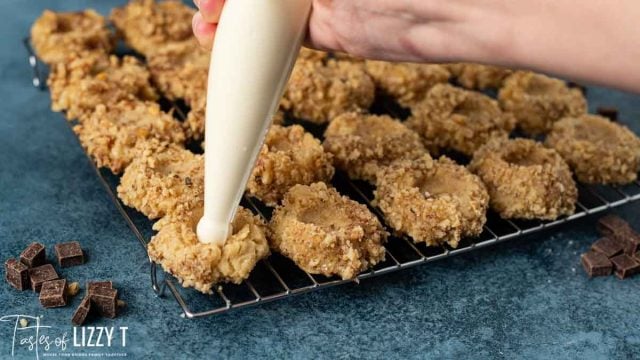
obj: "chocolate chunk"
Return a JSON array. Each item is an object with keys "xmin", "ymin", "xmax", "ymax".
[
  {"xmin": 72, "ymin": 296, "xmax": 92, "ymax": 326},
  {"xmin": 90, "ymin": 287, "xmax": 118, "ymax": 318},
  {"xmin": 87, "ymin": 281, "xmax": 113, "ymax": 294},
  {"xmin": 596, "ymin": 215, "xmax": 640, "ymax": 254},
  {"xmin": 29, "ymin": 264, "xmax": 58, "ymax": 292},
  {"xmin": 597, "ymin": 215, "xmax": 630, "ymax": 238},
  {"xmin": 5, "ymin": 258, "xmax": 29, "ymax": 290},
  {"xmin": 622, "ymin": 232, "xmax": 640, "ymax": 255},
  {"xmin": 54, "ymin": 241, "xmax": 84, "ymax": 268},
  {"xmin": 610, "ymin": 254, "xmax": 640, "ymax": 279},
  {"xmin": 596, "ymin": 106, "xmax": 618, "ymax": 121},
  {"xmin": 39, "ymin": 279, "xmax": 67, "ymax": 308},
  {"xmin": 20, "ymin": 242, "xmax": 46, "ymax": 268},
  {"xmin": 591, "ymin": 237, "xmax": 624, "ymax": 258},
  {"xmin": 87, "ymin": 281, "xmax": 118, "ymax": 318},
  {"xmin": 581, "ymin": 251, "xmax": 613, "ymax": 277}
]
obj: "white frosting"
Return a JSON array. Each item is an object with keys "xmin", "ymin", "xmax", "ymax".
[{"xmin": 197, "ymin": 0, "xmax": 312, "ymax": 244}]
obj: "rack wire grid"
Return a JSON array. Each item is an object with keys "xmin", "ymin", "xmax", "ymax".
[{"xmin": 25, "ymin": 37, "xmax": 640, "ymax": 319}]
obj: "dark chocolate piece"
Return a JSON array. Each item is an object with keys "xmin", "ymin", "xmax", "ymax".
[
  {"xmin": 39, "ymin": 279, "xmax": 67, "ymax": 308},
  {"xmin": 591, "ymin": 237, "xmax": 624, "ymax": 258},
  {"xmin": 610, "ymin": 254, "xmax": 640, "ymax": 279},
  {"xmin": 597, "ymin": 215, "xmax": 630, "ymax": 238},
  {"xmin": 581, "ymin": 251, "xmax": 613, "ymax": 278},
  {"xmin": 87, "ymin": 281, "xmax": 113, "ymax": 294},
  {"xmin": 29, "ymin": 264, "xmax": 58, "ymax": 292},
  {"xmin": 90, "ymin": 287, "xmax": 118, "ymax": 318},
  {"xmin": 596, "ymin": 214, "xmax": 640, "ymax": 255},
  {"xmin": 54, "ymin": 241, "xmax": 84, "ymax": 268},
  {"xmin": 622, "ymin": 232, "xmax": 640, "ymax": 255},
  {"xmin": 20, "ymin": 242, "xmax": 46, "ymax": 268},
  {"xmin": 596, "ymin": 106, "xmax": 618, "ymax": 121},
  {"xmin": 5, "ymin": 258, "xmax": 29, "ymax": 290},
  {"xmin": 72, "ymin": 296, "xmax": 92, "ymax": 326}
]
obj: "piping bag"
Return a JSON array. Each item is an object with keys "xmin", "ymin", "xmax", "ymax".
[{"xmin": 197, "ymin": 0, "xmax": 313, "ymax": 244}]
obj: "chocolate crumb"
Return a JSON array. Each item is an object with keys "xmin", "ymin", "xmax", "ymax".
[
  {"xmin": 117, "ymin": 299, "xmax": 126, "ymax": 308},
  {"xmin": 20, "ymin": 242, "xmax": 46, "ymax": 268},
  {"xmin": 581, "ymin": 251, "xmax": 612, "ymax": 278}
]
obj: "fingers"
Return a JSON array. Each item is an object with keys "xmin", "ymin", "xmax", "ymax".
[
  {"xmin": 192, "ymin": 0, "xmax": 223, "ymax": 49},
  {"xmin": 194, "ymin": 0, "xmax": 224, "ymax": 23},
  {"xmin": 192, "ymin": 12, "xmax": 217, "ymax": 49}
]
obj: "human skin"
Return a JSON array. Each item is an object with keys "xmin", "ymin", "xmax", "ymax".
[{"xmin": 193, "ymin": 0, "xmax": 640, "ymax": 93}]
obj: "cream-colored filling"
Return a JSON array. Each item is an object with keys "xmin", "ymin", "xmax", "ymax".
[{"xmin": 197, "ymin": 0, "xmax": 312, "ymax": 244}]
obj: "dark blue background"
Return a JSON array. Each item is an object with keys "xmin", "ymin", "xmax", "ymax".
[{"xmin": 1, "ymin": 1, "xmax": 639, "ymax": 359}]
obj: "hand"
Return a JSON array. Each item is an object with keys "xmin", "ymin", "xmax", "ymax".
[
  {"xmin": 193, "ymin": 0, "xmax": 640, "ymax": 93},
  {"xmin": 192, "ymin": 0, "xmax": 224, "ymax": 49},
  {"xmin": 192, "ymin": 0, "xmax": 504, "ymax": 63}
]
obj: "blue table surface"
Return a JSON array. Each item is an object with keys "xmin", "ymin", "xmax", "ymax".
[{"xmin": 1, "ymin": 1, "xmax": 640, "ymax": 359}]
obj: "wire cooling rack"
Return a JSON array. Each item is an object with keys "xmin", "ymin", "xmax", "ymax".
[{"xmin": 25, "ymin": 38, "xmax": 640, "ymax": 318}]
